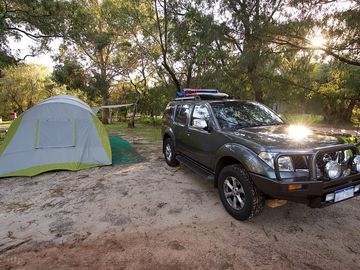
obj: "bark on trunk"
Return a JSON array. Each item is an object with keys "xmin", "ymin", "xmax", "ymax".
[
  {"xmin": 249, "ymin": 70, "xmax": 263, "ymax": 103},
  {"xmin": 101, "ymin": 97, "xmax": 110, "ymax": 124},
  {"xmin": 128, "ymin": 103, "xmax": 137, "ymax": 128},
  {"xmin": 128, "ymin": 104, "xmax": 137, "ymax": 128}
]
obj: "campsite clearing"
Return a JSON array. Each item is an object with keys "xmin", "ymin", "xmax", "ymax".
[{"xmin": 0, "ymin": 124, "xmax": 360, "ymax": 269}]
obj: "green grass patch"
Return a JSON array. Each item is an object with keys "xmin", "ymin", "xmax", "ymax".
[
  {"xmin": 281, "ymin": 114, "xmax": 324, "ymax": 125},
  {"xmin": 0, "ymin": 121, "xmax": 12, "ymax": 125},
  {"xmin": 106, "ymin": 122, "xmax": 161, "ymax": 141},
  {"xmin": 0, "ymin": 130, "xmax": 5, "ymax": 146},
  {"xmin": 138, "ymin": 116, "xmax": 162, "ymax": 125},
  {"xmin": 106, "ymin": 123, "xmax": 129, "ymax": 129}
]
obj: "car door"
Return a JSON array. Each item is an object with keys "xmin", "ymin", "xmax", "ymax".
[
  {"xmin": 185, "ymin": 104, "xmax": 223, "ymax": 169},
  {"xmin": 172, "ymin": 103, "xmax": 192, "ymax": 154}
]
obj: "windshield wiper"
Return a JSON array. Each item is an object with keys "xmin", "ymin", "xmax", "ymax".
[{"xmin": 246, "ymin": 122, "xmax": 286, "ymax": 127}]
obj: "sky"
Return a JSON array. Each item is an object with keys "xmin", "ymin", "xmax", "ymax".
[{"xmin": 8, "ymin": 35, "xmax": 61, "ymax": 70}]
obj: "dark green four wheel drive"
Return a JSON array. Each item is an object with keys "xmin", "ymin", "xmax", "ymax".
[{"xmin": 162, "ymin": 95, "xmax": 360, "ymax": 221}]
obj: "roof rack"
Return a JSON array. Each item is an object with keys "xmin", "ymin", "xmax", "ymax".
[
  {"xmin": 174, "ymin": 96, "xmax": 201, "ymax": 101},
  {"xmin": 182, "ymin": 88, "xmax": 218, "ymax": 93},
  {"xmin": 174, "ymin": 93, "xmax": 229, "ymax": 102},
  {"xmin": 175, "ymin": 88, "xmax": 229, "ymax": 101}
]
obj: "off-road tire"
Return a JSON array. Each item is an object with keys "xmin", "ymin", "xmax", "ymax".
[
  {"xmin": 163, "ymin": 138, "xmax": 179, "ymax": 167},
  {"xmin": 218, "ymin": 164, "xmax": 265, "ymax": 221}
]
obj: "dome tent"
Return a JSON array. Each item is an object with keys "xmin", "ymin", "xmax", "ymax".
[{"xmin": 0, "ymin": 95, "xmax": 112, "ymax": 177}]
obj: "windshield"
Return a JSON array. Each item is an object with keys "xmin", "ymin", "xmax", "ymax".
[{"xmin": 211, "ymin": 101, "xmax": 285, "ymax": 130}]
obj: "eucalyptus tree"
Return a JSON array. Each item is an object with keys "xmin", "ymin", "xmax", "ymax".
[
  {"xmin": 147, "ymin": 0, "xmax": 226, "ymax": 91},
  {"xmin": 54, "ymin": 0, "xmax": 136, "ymax": 123},
  {"xmin": 213, "ymin": 0, "xmax": 293, "ymax": 102},
  {"xmin": 0, "ymin": 64, "xmax": 54, "ymax": 114},
  {"xmin": 0, "ymin": 0, "xmax": 67, "ymax": 69},
  {"xmin": 271, "ymin": 0, "xmax": 360, "ymax": 67}
]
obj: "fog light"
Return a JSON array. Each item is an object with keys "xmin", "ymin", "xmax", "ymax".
[
  {"xmin": 342, "ymin": 168, "xmax": 351, "ymax": 177},
  {"xmin": 352, "ymin": 155, "xmax": 360, "ymax": 172},
  {"xmin": 355, "ymin": 185, "xmax": 360, "ymax": 193},
  {"xmin": 325, "ymin": 193, "xmax": 335, "ymax": 202},
  {"xmin": 325, "ymin": 161, "xmax": 342, "ymax": 179}
]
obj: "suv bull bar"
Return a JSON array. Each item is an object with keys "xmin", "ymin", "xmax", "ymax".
[{"xmin": 274, "ymin": 143, "xmax": 360, "ymax": 181}]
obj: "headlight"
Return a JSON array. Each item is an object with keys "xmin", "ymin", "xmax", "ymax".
[
  {"xmin": 258, "ymin": 152, "xmax": 294, "ymax": 171},
  {"xmin": 325, "ymin": 161, "xmax": 341, "ymax": 179},
  {"xmin": 352, "ymin": 155, "xmax": 360, "ymax": 172}
]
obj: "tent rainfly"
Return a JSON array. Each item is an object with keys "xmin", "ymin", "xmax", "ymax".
[{"xmin": 0, "ymin": 95, "xmax": 112, "ymax": 177}]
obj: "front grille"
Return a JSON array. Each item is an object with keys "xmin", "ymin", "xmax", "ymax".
[
  {"xmin": 290, "ymin": 150, "xmax": 354, "ymax": 179},
  {"xmin": 315, "ymin": 152, "xmax": 337, "ymax": 169},
  {"xmin": 292, "ymin": 156, "xmax": 308, "ymax": 169}
]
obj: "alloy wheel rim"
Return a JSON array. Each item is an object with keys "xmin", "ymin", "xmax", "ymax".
[
  {"xmin": 223, "ymin": 176, "xmax": 246, "ymax": 210},
  {"xmin": 165, "ymin": 144, "xmax": 172, "ymax": 161}
]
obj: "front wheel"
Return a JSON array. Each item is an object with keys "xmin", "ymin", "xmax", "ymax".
[
  {"xmin": 163, "ymin": 138, "xmax": 179, "ymax": 167},
  {"xmin": 218, "ymin": 164, "xmax": 265, "ymax": 221}
]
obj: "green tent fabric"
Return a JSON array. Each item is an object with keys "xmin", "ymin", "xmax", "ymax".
[
  {"xmin": 109, "ymin": 136, "xmax": 144, "ymax": 165},
  {"xmin": 0, "ymin": 95, "xmax": 112, "ymax": 177}
]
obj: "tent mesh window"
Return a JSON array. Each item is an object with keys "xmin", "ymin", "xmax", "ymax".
[{"xmin": 36, "ymin": 119, "xmax": 75, "ymax": 149}]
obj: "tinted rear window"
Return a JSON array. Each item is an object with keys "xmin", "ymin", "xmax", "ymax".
[
  {"xmin": 163, "ymin": 103, "xmax": 175, "ymax": 120},
  {"xmin": 175, "ymin": 104, "xmax": 191, "ymax": 125}
]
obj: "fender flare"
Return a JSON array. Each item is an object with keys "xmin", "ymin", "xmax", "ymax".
[
  {"xmin": 162, "ymin": 127, "xmax": 176, "ymax": 152},
  {"xmin": 214, "ymin": 143, "xmax": 268, "ymax": 180}
]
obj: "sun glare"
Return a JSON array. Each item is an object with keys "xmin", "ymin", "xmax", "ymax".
[
  {"xmin": 311, "ymin": 35, "xmax": 326, "ymax": 48},
  {"xmin": 287, "ymin": 125, "xmax": 312, "ymax": 141}
]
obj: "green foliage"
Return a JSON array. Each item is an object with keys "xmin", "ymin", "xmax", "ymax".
[
  {"xmin": 0, "ymin": 64, "xmax": 55, "ymax": 115},
  {"xmin": 0, "ymin": 0, "xmax": 68, "ymax": 67},
  {"xmin": 138, "ymin": 85, "xmax": 174, "ymax": 116},
  {"xmin": 138, "ymin": 116, "xmax": 162, "ymax": 125},
  {"xmin": 1, "ymin": 0, "xmax": 360, "ymax": 127},
  {"xmin": 282, "ymin": 114, "xmax": 324, "ymax": 125},
  {"xmin": 311, "ymin": 62, "xmax": 360, "ymax": 123},
  {"xmin": 52, "ymin": 60, "xmax": 88, "ymax": 92}
]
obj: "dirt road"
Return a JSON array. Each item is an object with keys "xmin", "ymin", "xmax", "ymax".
[{"xmin": 0, "ymin": 132, "xmax": 360, "ymax": 269}]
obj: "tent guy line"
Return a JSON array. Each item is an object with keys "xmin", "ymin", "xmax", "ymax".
[{"xmin": 91, "ymin": 104, "xmax": 134, "ymax": 114}]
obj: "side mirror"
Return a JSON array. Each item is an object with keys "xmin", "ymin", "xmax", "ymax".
[{"xmin": 193, "ymin": 119, "xmax": 208, "ymax": 129}]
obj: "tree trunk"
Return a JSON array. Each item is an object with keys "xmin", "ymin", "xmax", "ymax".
[
  {"xmin": 340, "ymin": 100, "xmax": 356, "ymax": 123},
  {"xmin": 249, "ymin": 70, "xmax": 263, "ymax": 103},
  {"xmin": 101, "ymin": 96, "xmax": 110, "ymax": 124},
  {"xmin": 124, "ymin": 108, "xmax": 128, "ymax": 122},
  {"xmin": 128, "ymin": 103, "xmax": 137, "ymax": 128},
  {"xmin": 162, "ymin": 61, "xmax": 181, "ymax": 91},
  {"xmin": 185, "ymin": 64, "xmax": 193, "ymax": 88}
]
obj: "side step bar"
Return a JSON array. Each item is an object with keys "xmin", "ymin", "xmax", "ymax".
[{"xmin": 176, "ymin": 155, "xmax": 215, "ymax": 181}]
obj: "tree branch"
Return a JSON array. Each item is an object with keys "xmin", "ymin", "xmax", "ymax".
[{"xmin": 7, "ymin": 27, "xmax": 63, "ymax": 39}]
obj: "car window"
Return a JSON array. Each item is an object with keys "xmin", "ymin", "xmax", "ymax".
[
  {"xmin": 211, "ymin": 101, "xmax": 284, "ymax": 129},
  {"xmin": 175, "ymin": 104, "xmax": 191, "ymax": 125},
  {"xmin": 191, "ymin": 105, "xmax": 210, "ymax": 126},
  {"xmin": 163, "ymin": 103, "xmax": 175, "ymax": 120}
]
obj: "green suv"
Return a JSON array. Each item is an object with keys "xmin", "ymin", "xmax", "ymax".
[{"xmin": 162, "ymin": 91, "xmax": 360, "ymax": 220}]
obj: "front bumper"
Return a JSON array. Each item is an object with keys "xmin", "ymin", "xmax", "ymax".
[
  {"xmin": 250, "ymin": 172, "xmax": 360, "ymax": 208},
  {"xmin": 251, "ymin": 143, "xmax": 360, "ymax": 207}
]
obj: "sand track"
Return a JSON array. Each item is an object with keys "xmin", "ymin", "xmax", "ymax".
[{"xmin": 0, "ymin": 135, "xmax": 360, "ymax": 269}]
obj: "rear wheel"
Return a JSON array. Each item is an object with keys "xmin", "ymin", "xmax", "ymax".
[
  {"xmin": 164, "ymin": 138, "xmax": 179, "ymax": 167},
  {"xmin": 218, "ymin": 164, "xmax": 265, "ymax": 221}
]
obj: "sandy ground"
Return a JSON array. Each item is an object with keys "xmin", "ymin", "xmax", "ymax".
[{"xmin": 0, "ymin": 131, "xmax": 360, "ymax": 269}]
